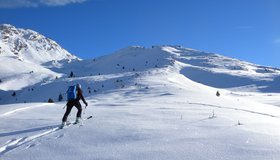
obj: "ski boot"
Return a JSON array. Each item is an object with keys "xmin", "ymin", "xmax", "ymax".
[
  {"xmin": 74, "ymin": 117, "xmax": 82, "ymax": 125},
  {"xmin": 60, "ymin": 121, "xmax": 67, "ymax": 129}
]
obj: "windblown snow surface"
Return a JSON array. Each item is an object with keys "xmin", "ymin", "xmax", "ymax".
[{"xmin": 1, "ymin": 44, "xmax": 280, "ymax": 160}]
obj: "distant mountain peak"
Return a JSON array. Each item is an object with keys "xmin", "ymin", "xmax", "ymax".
[
  {"xmin": 0, "ymin": 24, "xmax": 78, "ymax": 64},
  {"xmin": 0, "ymin": 23, "xmax": 16, "ymax": 29}
]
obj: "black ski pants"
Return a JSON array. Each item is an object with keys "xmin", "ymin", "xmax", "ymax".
[{"xmin": 62, "ymin": 100, "xmax": 82, "ymax": 122}]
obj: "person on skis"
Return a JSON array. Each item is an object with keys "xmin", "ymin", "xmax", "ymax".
[{"xmin": 61, "ymin": 83, "xmax": 88, "ymax": 127}]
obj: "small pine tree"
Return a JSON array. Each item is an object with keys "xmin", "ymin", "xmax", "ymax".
[
  {"xmin": 70, "ymin": 71, "xmax": 74, "ymax": 78},
  {"xmin": 216, "ymin": 90, "xmax": 220, "ymax": 97},
  {"xmin": 48, "ymin": 98, "xmax": 54, "ymax": 103},
  {"xmin": 58, "ymin": 93, "xmax": 63, "ymax": 101},
  {"xmin": 12, "ymin": 91, "xmax": 16, "ymax": 97}
]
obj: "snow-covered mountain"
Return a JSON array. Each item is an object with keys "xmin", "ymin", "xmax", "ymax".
[
  {"xmin": 1, "ymin": 26, "xmax": 280, "ymax": 160},
  {"xmin": 42, "ymin": 44, "xmax": 280, "ymax": 91},
  {"xmin": 0, "ymin": 24, "xmax": 77, "ymax": 64},
  {"xmin": 0, "ymin": 24, "xmax": 79, "ymax": 91},
  {"xmin": 1, "ymin": 40, "xmax": 280, "ymax": 103}
]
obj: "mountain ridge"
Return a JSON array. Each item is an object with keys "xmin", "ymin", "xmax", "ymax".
[{"xmin": 1, "ymin": 24, "xmax": 280, "ymax": 104}]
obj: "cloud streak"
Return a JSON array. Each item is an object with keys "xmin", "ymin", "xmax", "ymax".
[
  {"xmin": 0, "ymin": 0, "xmax": 89, "ymax": 8},
  {"xmin": 41, "ymin": 0, "xmax": 88, "ymax": 6}
]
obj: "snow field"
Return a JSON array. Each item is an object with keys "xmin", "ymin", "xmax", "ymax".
[{"xmin": 1, "ymin": 70, "xmax": 280, "ymax": 159}]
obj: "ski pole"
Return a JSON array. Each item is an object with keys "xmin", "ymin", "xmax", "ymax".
[
  {"xmin": 63, "ymin": 105, "xmax": 66, "ymax": 109},
  {"xmin": 83, "ymin": 106, "xmax": 87, "ymax": 115}
]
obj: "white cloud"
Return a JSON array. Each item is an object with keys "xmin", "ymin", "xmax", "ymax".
[
  {"xmin": 40, "ymin": 0, "xmax": 88, "ymax": 6},
  {"xmin": 0, "ymin": 0, "xmax": 89, "ymax": 8},
  {"xmin": 0, "ymin": 0, "xmax": 37, "ymax": 8}
]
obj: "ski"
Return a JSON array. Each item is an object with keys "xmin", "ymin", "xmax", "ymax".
[
  {"xmin": 60, "ymin": 115, "xmax": 93, "ymax": 129},
  {"xmin": 73, "ymin": 115, "xmax": 93, "ymax": 126}
]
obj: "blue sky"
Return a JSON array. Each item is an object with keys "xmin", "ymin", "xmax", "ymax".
[{"xmin": 0, "ymin": 0, "xmax": 280, "ymax": 67}]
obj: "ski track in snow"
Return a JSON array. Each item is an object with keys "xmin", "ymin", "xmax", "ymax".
[
  {"xmin": 0, "ymin": 126, "xmax": 60, "ymax": 157},
  {"xmin": 188, "ymin": 102, "xmax": 280, "ymax": 118},
  {"xmin": 0, "ymin": 104, "xmax": 50, "ymax": 117},
  {"xmin": 0, "ymin": 117, "xmax": 92, "ymax": 157},
  {"xmin": 2, "ymin": 100, "xmax": 276, "ymax": 157}
]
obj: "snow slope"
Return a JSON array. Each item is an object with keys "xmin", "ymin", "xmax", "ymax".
[
  {"xmin": 1, "ymin": 66, "xmax": 280, "ymax": 160},
  {"xmin": 2, "ymin": 45, "xmax": 280, "ymax": 104},
  {"xmin": 1, "ymin": 26, "xmax": 280, "ymax": 159},
  {"xmin": 0, "ymin": 24, "xmax": 78, "ymax": 91}
]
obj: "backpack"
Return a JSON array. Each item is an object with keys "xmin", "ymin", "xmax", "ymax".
[{"xmin": 67, "ymin": 85, "xmax": 77, "ymax": 101}]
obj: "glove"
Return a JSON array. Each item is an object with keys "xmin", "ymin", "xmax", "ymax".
[{"xmin": 84, "ymin": 102, "xmax": 88, "ymax": 107}]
